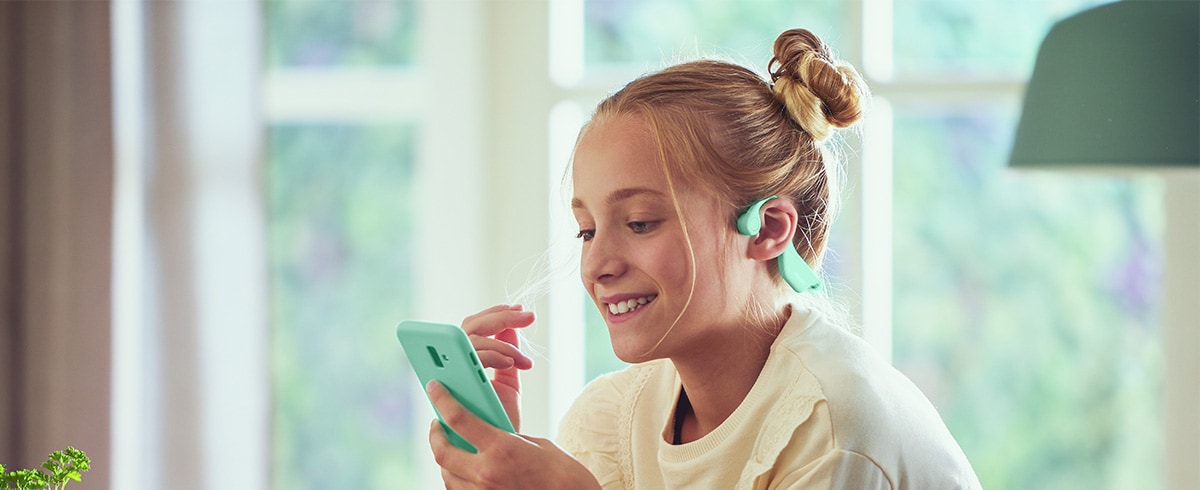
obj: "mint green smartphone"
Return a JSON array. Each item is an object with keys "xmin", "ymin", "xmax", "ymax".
[{"xmin": 396, "ymin": 320, "xmax": 515, "ymax": 453}]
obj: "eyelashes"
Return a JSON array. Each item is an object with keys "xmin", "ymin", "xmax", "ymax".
[
  {"xmin": 628, "ymin": 221, "xmax": 652, "ymax": 233},
  {"xmin": 576, "ymin": 221, "xmax": 661, "ymax": 242}
]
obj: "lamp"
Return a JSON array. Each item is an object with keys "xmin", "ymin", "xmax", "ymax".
[
  {"xmin": 1008, "ymin": 2, "xmax": 1199, "ymax": 490},
  {"xmin": 1009, "ymin": 0, "xmax": 1198, "ymax": 169}
]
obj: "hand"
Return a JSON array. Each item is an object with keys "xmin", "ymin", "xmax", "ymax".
[
  {"xmin": 428, "ymin": 381, "xmax": 601, "ymax": 490},
  {"xmin": 462, "ymin": 304, "xmax": 534, "ymax": 430}
]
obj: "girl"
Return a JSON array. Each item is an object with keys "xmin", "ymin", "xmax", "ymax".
[{"xmin": 425, "ymin": 28, "xmax": 981, "ymax": 489}]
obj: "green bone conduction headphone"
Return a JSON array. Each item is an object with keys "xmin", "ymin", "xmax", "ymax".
[{"xmin": 736, "ymin": 196, "xmax": 822, "ymax": 293}]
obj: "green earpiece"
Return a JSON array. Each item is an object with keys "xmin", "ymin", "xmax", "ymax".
[{"xmin": 736, "ymin": 196, "xmax": 821, "ymax": 293}]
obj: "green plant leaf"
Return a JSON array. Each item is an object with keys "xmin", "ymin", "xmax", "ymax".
[{"xmin": 0, "ymin": 447, "xmax": 88, "ymax": 489}]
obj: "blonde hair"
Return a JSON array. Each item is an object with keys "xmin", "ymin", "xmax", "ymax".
[
  {"xmin": 579, "ymin": 29, "xmax": 869, "ymax": 354},
  {"xmin": 590, "ymin": 28, "xmax": 869, "ymax": 276}
]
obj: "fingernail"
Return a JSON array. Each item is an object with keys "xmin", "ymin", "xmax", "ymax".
[{"xmin": 426, "ymin": 380, "xmax": 440, "ymax": 393}]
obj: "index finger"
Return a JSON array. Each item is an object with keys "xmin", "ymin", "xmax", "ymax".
[{"xmin": 462, "ymin": 306, "xmax": 535, "ymax": 337}]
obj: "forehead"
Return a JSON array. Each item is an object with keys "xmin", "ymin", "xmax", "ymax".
[{"xmin": 571, "ymin": 115, "xmax": 669, "ymax": 208}]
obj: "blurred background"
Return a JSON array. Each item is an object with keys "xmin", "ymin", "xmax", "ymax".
[{"xmin": 1, "ymin": 0, "xmax": 1193, "ymax": 489}]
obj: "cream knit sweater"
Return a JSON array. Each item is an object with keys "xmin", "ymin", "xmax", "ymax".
[{"xmin": 557, "ymin": 304, "xmax": 981, "ymax": 489}]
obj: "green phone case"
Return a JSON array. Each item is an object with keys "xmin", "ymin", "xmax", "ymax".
[{"xmin": 395, "ymin": 320, "xmax": 515, "ymax": 453}]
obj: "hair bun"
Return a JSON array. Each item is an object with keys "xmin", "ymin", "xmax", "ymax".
[{"xmin": 768, "ymin": 29, "xmax": 868, "ymax": 141}]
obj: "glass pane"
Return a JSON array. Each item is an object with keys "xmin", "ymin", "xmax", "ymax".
[
  {"xmin": 584, "ymin": 0, "xmax": 845, "ymax": 68},
  {"xmin": 892, "ymin": 0, "xmax": 1116, "ymax": 78},
  {"xmin": 268, "ymin": 124, "xmax": 419, "ymax": 489},
  {"xmin": 265, "ymin": 0, "xmax": 418, "ymax": 68},
  {"xmin": 890, "ymin": 100, "xmax": 1163, "ymax": 489},
  {"xmin": 823, "ymin": 217, "xmax": 856, "ymax": 295}
]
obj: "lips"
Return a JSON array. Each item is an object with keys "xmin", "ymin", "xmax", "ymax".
[{"xmin": 605, "ymin": 294, "xmax": 657, "ymax": 315}]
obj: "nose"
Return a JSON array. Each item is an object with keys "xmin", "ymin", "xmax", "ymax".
[{"xmin": 580, "ymin": 230, "xmax": 626, "ymax": 285}]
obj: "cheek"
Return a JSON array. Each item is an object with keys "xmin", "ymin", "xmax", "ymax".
[
  {"xmin": 643, "ymin": 237, "xmax": 694, "ymax": 288},
  {"xmin": 685, "ymin": 231, "xmax": 744, "ymax": 302}
]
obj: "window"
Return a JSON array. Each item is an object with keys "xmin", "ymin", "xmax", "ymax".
[
  {"xmin": 878, "ymin": 1, "xmax": 1164, "ymax": 487},
  {"xmin": 267, "ymin": 123, "xmax": 420, "ymax": 488},
  {"xmin": 890, "ymin": 102, "xmax": 1163, "ymax": 488},
  {"xmin": 265, "ymin": 2, "xmax": 460, "ymax": 488},
  {"xmin": 265, "ymin": 1, "xmax": 1164, "ymax": 487}
]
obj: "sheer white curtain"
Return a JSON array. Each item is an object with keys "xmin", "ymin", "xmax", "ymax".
[{"xmin": 111, "ymin": 2, "xmax": 267, "ymax": 489}]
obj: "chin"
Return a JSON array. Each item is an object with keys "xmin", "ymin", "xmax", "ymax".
[
  {"xmin": 608, "ymin": 337, "xmax": 662, "ymax": 364},
  {"xmin": 612, "ymin": 349, "xmax": 653, "ymax": 364}
]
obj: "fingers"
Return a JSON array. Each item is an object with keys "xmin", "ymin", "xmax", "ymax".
[
  {"xmin": 471, "ymin": 335, "xmax": 533, "ymax": 370},
  {"xmin": 431, "ymin": 415, "xmax": 603, "ymax": 490},
  {"xmin": 441, "ymin": 468, "xmax": 471, "ymax": 490},
  {"xmin": 463, "ymin": 305, "xmax": 535, "ymax": 372},
  {"xmin": 460, "ymin": 304, "xmax": 531, "ymax": 431},
  {"xmin": 462, "ymin": 305, "xmax": 535, "ymax": 338},
  {"xmin": 430, "ymin": 419, "xmax": 474, "ymax": 488},
  {"xmin": 495, "ymin": 327, "xmax": 520, "ymax": 350},
  {"xmin": 490, "ymin": 327, "xmax": 524, "ymax": 390},
  {"xmin": 427, "ymin": 381, "xmax": 500, "ymax": 453}
]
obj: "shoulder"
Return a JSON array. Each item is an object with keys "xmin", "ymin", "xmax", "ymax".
[
  {"xmin": 774, "ymin": 305, "xmax": 934, "ymax": 444},
  {"xmin": 769, "ymin": 305, "xmax": 982, "ymax": 488}
]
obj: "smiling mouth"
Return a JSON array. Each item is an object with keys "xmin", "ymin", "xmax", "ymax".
[{"xmin": 606, "ymin": 295, "xmax": 658, "ymax": 316}]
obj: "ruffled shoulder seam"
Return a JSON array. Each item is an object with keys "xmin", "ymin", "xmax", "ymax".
[
  {"xmin": 735, "ymin": 365, "xmax": 823, "ymax": 489},
  {"xmin": 616, "ymin": 362, "xmax": 657, "ymax": 489}
]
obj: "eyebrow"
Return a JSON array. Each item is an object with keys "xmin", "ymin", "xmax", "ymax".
[{"xmin": 571, "ymin": 187, "xmax": 667, "ymax": 210}]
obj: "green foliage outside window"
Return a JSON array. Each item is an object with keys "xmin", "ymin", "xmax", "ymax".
[
  {"xmin": 584, "ymin": 0, "xmax": 844, "ymax": 68},
  {"xmin": 265, "ymin": 0, "xmax": 416, "ymax": 68},
  {"xmin": 268, "ymin": 125, "xmax": 419, "ymax": 489},
  {"xmin": 891, "ymin": 106, "xmax": 1162, "ymax": 490},
  {"xmin": 893, "ymin": 0, "xmax": 1113, "ymax": 78}
]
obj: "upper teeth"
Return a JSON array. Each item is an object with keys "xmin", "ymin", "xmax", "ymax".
[{"xmin": 607, "ymin": 295, "xmax": 656, "ymax": 315}]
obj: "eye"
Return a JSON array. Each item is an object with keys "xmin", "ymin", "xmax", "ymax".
[
  {"xmin": 576, "ymin": 229, "xmax": 595, "ymax": 242},
  {"xmin": 628, "ymin": 221, "xmax": 658, "ymax": 234}
]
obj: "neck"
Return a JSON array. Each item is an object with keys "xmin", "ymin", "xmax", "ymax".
[{"xmin": 669, "ymin": 304, "xmax": 789, "ymax": 444}]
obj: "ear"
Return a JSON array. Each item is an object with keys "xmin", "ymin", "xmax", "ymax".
[{"xmin": 744, "ymin": 198, "xmax": 799, "ymax": 263}]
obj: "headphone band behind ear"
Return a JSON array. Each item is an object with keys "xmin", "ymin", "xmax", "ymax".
[{"xmin": 735, "ymin": 196, "xmax": 822, "ymax": 292}]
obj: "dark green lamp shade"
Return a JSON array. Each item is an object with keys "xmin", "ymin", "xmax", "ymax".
[{"xmin": 1010, "ymin": 1, "xmax": 1199, "ymax": 168}]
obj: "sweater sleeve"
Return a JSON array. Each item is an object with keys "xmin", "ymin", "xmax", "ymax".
[
  {"xmin": 557, "ymin": 372, "xmax": 629, "ymax": 489},
  {"xmin": 775, "ymin": 449, "xmax": 892, "ymax": 490}
]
